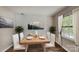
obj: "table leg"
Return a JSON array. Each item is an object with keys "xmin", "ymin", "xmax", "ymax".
[
  {"xmin": 25, "ymin": 45, "xmax": 28, "ymax": 52},
  {"xmin": 42, "ymin": 44, "xmax": 46, "ymax": 52}
]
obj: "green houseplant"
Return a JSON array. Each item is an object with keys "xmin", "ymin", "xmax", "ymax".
[
  {"xmin": 49, "ymin": 26, "xmax": 56, "ymax": 34},
  {"xmin": 15, "ymin": 26, "xmax": 24, "ymax": 41}
]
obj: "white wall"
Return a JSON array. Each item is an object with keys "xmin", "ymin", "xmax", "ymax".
[
  {"xmin": 15, "ymin": 14, "xmax": 53, "ymax": 36},
  {"xmin": 0, "ymin": 28, "xmax": 13, "ymax": 51},
  {"xmin": 0, "ymin": 7, "xmax": 14, "ymax": 52}
]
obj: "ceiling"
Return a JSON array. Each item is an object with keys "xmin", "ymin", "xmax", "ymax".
[{"xmin": 5, "ymin": 6, "xmax": 65, "ymax": 16}]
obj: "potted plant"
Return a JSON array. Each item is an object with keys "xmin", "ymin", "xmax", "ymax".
[
  {"xmin": 15, "ymin": 26, "xmax": 24, "ymax": 41},
  {"xmin": 49, "ymin": 26, "xmax": 56, "ymax": 34}
]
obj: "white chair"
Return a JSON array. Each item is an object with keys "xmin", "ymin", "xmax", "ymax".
[
  {"xmin": 20, "ymin": 32, "xmax": 24, "ymax": 40},
  {"xmin": 44, "ymin": 32, "xmax": 55, "ymax": 49},
  {"xmin": 46, "ymin": 32, "xmax": 51, "ymax": 41},
  {"xmin": 38, "ymin": 30, "xmax": 47, "ymax": 37},
  {"xmin": 50, "ymin": 33, "xmax": 55, "ymax": 47},
  {"xmin": 12, "ymin": 34, "xmax": 26, "ymax": 51}
]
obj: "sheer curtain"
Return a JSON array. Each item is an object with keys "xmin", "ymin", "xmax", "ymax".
[
  {"xmin": 57, "ymin": 15, "xmax": 63, "ymax": 45},
  {"xmin": 72, "ymin": 8, "xmax": 79, "ymax": 45}
]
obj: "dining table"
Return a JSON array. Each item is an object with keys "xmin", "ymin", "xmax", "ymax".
[{"xmin": 20, "ymin": 35, "xmax": 50, "ymax": 52}]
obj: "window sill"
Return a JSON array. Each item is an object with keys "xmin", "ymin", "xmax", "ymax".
[{"xmin": 61, "ymin": 35, "xmax": 74, "ymax": 42}]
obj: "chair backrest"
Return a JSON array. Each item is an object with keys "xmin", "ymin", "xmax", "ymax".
[
  {"xmin": 38, "ymin": 30, "xmax": 47, "ymax": 37},
  {"xmin": 20, "ymin": 32, "xmax": 24, "ymax": 40},
  {"xmin": 50, "ymin": 33, "xmax": 55, "ymax": 44},
  {"xmin": 12, "ymin": 34, "xmax": 19, "ymax": 49},
  {"xmin": 47, "ymin": 32, "xmax": 51, "ymax": 41}
]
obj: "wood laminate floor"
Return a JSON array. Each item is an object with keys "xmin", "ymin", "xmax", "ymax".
[{"xmin": 6, "ymin": 43, "xmax": 67, "ymax": 52}]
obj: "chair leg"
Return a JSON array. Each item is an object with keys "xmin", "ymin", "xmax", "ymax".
[{"xmin": 25, "ymin": 45, "xmax": 28, "ymax": 52}]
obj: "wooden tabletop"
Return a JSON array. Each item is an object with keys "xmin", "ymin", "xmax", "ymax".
[{"xmin": 20, "ymin": 36, "xmax": 50, "ymax": 45}]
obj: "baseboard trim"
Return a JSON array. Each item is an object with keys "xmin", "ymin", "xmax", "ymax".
[
  {"xmin": 61, "ymin": 46, "xmax": 70, "ymax": 52},
  {"xmin": 55, "ymin": 42, "xmax": 71, "ymax": 52},
  {"xmin": 55, "ymin": 42, "xmax": 67, "ymax": 52},
  {"xmin": 2, "ymin": 44, "xmax": 13, "ymax": 52}
]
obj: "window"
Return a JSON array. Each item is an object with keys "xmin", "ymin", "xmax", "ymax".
[{"xmin": 62, "ymin": 15, "xmax": 74, "ymax": 40}]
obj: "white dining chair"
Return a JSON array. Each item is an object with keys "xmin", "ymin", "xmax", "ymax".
[
  {"xmin": 12, "ymin": 34, "xmax": 27, "ymax": 51},
  {"xmin": 44, "ymin": 32, "xmax": 55, "ymax": 51},
  {"xmin": 46, "ymin": 32, "xmax": 51, "ymax": 41},
  {"xmin": 20, "ymin": 32, "xmax": 24, "ymax": 40},
  {"xmin": 38, "ymin": 30, "xmax": 47, "ymax": 37},
  {"xmin": 49, "ymin": 33, "xmax": 55, "ymax": 47}
]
